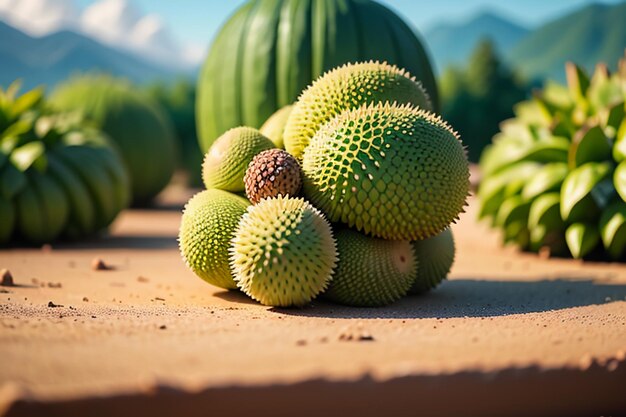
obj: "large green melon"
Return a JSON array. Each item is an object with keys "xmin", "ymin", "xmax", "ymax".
[
  {"xmin": 196, "ymin": 0, "xmax": 439, "ymax": 152},
  {"xmin": 50, "ymin": 75, "xmax": 177, "ymax": 206}
]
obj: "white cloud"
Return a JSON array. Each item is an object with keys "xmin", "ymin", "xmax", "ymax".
[
  {"xmin": 79, "ymin": 0, "xmax": 200, "ymax": 68},
  {"xmin": 0, "ymin": 0, "xmax": 79, "ymax": 36},
  {"xmin": 81, "ymin": 0, "xmax": 141, "ymax": 43},
  {"xmin": 0, "ymin": 0, "xmax": 203, "ymax": 68}
]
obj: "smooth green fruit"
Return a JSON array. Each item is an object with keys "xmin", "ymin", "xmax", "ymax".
[
  {"xmin": 324, "ymin": 228, "xmax": 416, "ymax": 307},
  {"xmin": 46, "ymin": 153, "xmax": 96, "ymax": 236},
  {"xmin": 409, "ymin": 228, "xmax": 455, "ymax": 295},
  {"xmin": 179, "ymin": 189, "xmax": 249, "ymax": 290},
  {"xmin": 51, "ymin": 75, "xmax": 177, "ymax": 205},
  {"xmin": 260, "ymin": 105, "xmax": 292, "ymax": 149},
  {"xmin": 197, "ymin": 0, "xmax": 439, "ymax": 152},
  {"xmin": 284, "ymin": 61, "xmax": 432, "ymax": 159},
  {"xmin": 15, "ymin": 171, "xmax": 68, "ymax": 244},
  {"xmin": 30, "ymin": 171, "xmax": 69, "ymax": 241},
  {"xmin": 202, "ymin": 127, "xmax": 275, "ymax": 192},
  {"xmin": 55, "ymin": 146, "xmax": 118, "ymax": 230},
  {"xmin": 230, "ymin": 196, "xmax": 337, "ymax": 307},
  {"xmin": 303, "ymin": 102, "xmax": 469, "ymax": 240}
]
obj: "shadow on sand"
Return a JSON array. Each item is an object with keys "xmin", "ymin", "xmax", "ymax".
[
  {"xmin": 51, "ymin": 235, "xmax": 178, "ymax": 250},
  {"xmin": 268, "ymin": 277, "xmax": 626, "ymax": 319}
]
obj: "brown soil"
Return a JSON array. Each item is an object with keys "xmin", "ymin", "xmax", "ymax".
[{"xmin": 1, "ymin": 186, "xmax": 625, "ymax": 417}]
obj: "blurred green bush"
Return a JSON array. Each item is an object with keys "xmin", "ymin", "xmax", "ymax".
[
  {"xmin": 440, "ymin": 39, "xmax": 529, "ymax": 162},
  {"xmin": 146, "ymin": 79, "xmax": 203, "ymax": 188}
]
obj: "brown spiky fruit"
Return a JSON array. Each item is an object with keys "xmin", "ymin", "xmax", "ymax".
[{"xmin": 244, "ymin": 149, "xmax": 302, "ymax": 204}]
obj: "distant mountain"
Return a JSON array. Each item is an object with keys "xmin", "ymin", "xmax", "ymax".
[
  {"xmin": 424, "ymin": 12, "xmax": 529, "ymax": 73},
  {"xmin": 508, "ymin": 2, "xmax": 626, "ymax": 82},
  {"xmin": 0, "ymin": 20, "xmax": 186, "ymax": 91}
]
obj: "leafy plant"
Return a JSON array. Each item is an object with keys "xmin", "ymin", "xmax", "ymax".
[
  {"xmin": 478, "ymin": 52, "xmax": 626, "ymax": 260},
  {"xmin": 0, "ymin": 82, "xmax": 129, "ymax": 245}
]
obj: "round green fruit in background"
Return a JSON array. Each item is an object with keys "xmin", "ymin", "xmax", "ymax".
[
  {"xmin": 196, "ymin": 0, "xmax": 438, "ymax": 152},
  {"xmin": 50, "ymin": 75, "xmax": 177, "ymax": 206}
]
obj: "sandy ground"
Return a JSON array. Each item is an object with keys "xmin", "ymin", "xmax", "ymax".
[{"xmin": 1, "ymin": 186, "xmax": 625, "ymax": 417}]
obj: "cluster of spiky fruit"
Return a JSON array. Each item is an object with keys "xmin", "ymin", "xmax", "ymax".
[
  {"xmin": 179, "ymin": 61, "xmax": 469, "ymax": 307},
  {"xmin": 0, "ymin": 83, "xmax": 129, "ymax": 245},
  {"xmin": 478, "ymin": 53, "xmax": 626, "ymax": 260}
]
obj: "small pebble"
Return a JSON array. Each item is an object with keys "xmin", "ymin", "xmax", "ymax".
[
  {"xmin": 91, "ymin": 258, "xmax": 110, "ymax": 271},
  {"xmin": 1, "ymin": 269, "xmax": 14, "ymax": 287}
]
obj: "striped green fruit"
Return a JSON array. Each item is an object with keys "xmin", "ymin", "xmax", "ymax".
[
  {"xmin": 196, "ymin": 0, "xmax": 438, "ymax": 153},
  {"xmin": 50, "ymin": 75, "xmax": 177, "ymax": 206}
]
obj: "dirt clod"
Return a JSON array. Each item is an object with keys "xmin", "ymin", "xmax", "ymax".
[
  {"xmin": 137, "ymin": 276, "xmax": 150, "ymax": 283},
  {"xmin": 1, "ymin": 269, "xmax": 14, "ymax": 286},
  {"xmin": 91, "ymin": 258, "xmax": 111, "ymax": 271},
  {"xmin": 47, "ymin": 301, "xmax": 62, "ymax": 308},
  {"xmin": 47, "ymin": 282, "xmax": 62, "ymax": 288}
]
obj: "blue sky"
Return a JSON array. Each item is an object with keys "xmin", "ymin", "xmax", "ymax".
[
  {"xmin": 2, "ymin": 0, "xmax": 621, "ymax": 67},
  {"xmin": 75, "ymin": 0, "xmax": 624, "ymax": 47}
]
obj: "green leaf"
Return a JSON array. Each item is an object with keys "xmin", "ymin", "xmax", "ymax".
[
  {"xmin": 602, "ymin": 101, "xmax": 624, "ymax": 136},
  {"xmin": 1, "ymin": 118, "xmax": 33, "ymax": 141},
  {"xmin": 613, "ymin": 120, "xmax": 626, "ymax": 162},
  {"xmin": 560, "ymin": 162, "xmax": 612, "ymax": 222},
  {"xmin": 495, "ymin": 195, "xmax": 531, "ymax": 228},
  {"xmin": 565, "ymin": 62, "xmax": 590, "ymax": 103},
  {"xmin": 551, "ymin": 114, "xmax": 576, "ymax": 138},
  {"xmin": 478, "ymin": 162, "xmax": 540, "ymax": 219},
  {"xmin": 10, "ymin": 87, "xmax": 44, "ymax": 117},
  {"xmin": 522, "ymin": 163, "xmax": 568, "ymax": 200},
  {"xmin": 0, "ymin": 162, "xmax": 27, "ymax": 199},
  {"xmin": 565, "ymin": 223, "xmax": 600, "ymax": 259},
  {"xmin": 599, "ymin": 202, "xmax": 626, "ymax": 260},
  {"xmin": 568, "ymin": 125, "xmax": 612, "ymax": 168},
  {"xmin": 615, "ymin": 161, "xmax": 626, "ymax": 202},
  {"xmin": 523, "ymin": 136, "xmax": 570, "ymax": 163},
  {"xmin": 10, "ymin": 141, "xmax": 47, "ymax": 172},
  {"xmin": 503, "ymin": 221, "xmax": 530, "ymax": 249},
  {"xmin": 529, "ymin": 225, "xmax": 567, "ymax": 255},
  {"xmin": 528, "ymin": 192, "xmax": 563, "ymax": 230}
]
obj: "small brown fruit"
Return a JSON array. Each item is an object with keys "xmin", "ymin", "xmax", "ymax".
[{"xmin": 244, "ymin": 149, "xmax": 302, "ymax": 204}]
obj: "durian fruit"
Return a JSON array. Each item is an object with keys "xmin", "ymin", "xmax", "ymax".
[
  {"xmin": 244, "ymin": 149, "xmax": 302, "ymax": 204},
  {"xmin": 408, "ymin": 228, "xmax": 455, "ymax": 295},
  {"xmin": 202, "ymin": 127, "xmax": 275, "ymax": 192},
  {"xmin": 478, "ymin": 53, "xmax": 626, "ymax": 260},
  {"xmin": 260, "ymin": 105, "xmax": 292, "ymax": 149},
  {"xmin": 303, "ymin": 102, "xmax": 470, "ymax": 241},
  {"xmin": 284, "ymin": 61, "xmax": 433, "ymax": 159},
  {"xmin": 324, "ymin": 228, "xmax": 416, "ymax": 307},
  {"xmin": 179, "ymin": 189, "xmax": 249, "ymax": 290},
  {"xmin": 230, "ymin": 196, "xmax": 337, "ymax": 307}
]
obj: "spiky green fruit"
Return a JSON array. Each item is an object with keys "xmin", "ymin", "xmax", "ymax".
[
  {"xmin": 230, "ymin": 196, "xmax": 337, "ymax": 307},
  {"xmin": 179, "ymin": 189, "xmax": 249, "ymax": 290},
  {"xmin": 202, "ymin": 127, "xmax": 275, "ymax": 192},
  {"xmin": 260, "ymin": 105, "xmax": 292, "ymax": 149},
  {"xmin": 409, "ymin": 228, "xmax": 455, "ymax": 295},
  {"xmin": 303, "ymin": 102, "xmax": 469, "ymax": 241},
  {"xmin": 324, "ymin": 228, "xmax": 416, "ymax": 307},
  {"xmin": 284, "ymin": 61, "xmax": 433, "ymax": 159}
]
